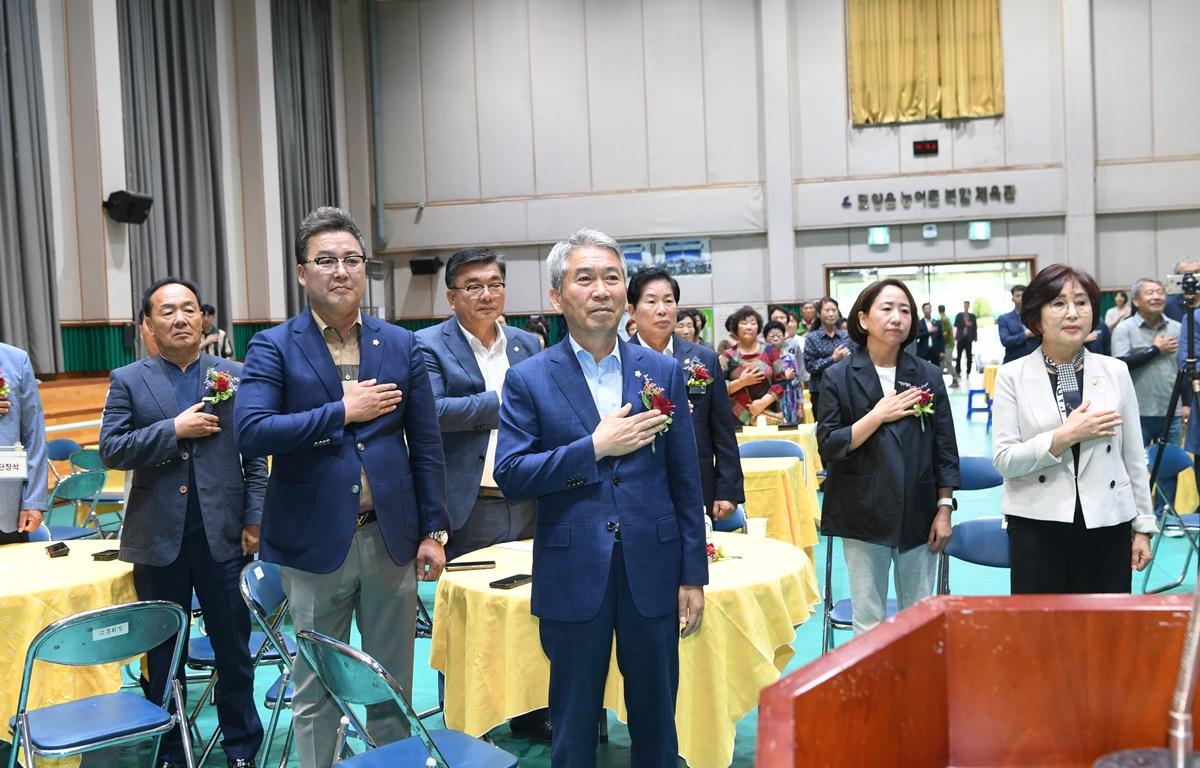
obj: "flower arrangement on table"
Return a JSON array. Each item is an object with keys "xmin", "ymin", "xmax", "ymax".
[
  {"xmin": 706, "ymin": 542, "xmax": 741, "ymax": 562},
  {"xmin": 202, "ymin": 368, "xmax": 239, "ymax": 405}
]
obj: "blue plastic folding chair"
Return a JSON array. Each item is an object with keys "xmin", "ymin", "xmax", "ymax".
[
  {"xmin": 737, "ymin": 439, "xmax": 807, "ymax": 479},
  {"xmin": 1143, "ymin": 444, "xmax": 1200, "ymax": 594},
  {"xmin": 937, "ymin": 517, "xmax": 1010, "ymax": 594},
  {"xmin": 45, "ymin": 439, "xmax": 81, "ymax": 483},
  {"xmin": 7, "ymin": 600, "xmax": 195, "ymax": 768},
  {"xmin": 295, "ymin": 629, "xmax": 518, "ymax": 767},
  {"xmin": 820, "ymin": 532, "xmax": 897, "ymax": 655},
  {"xmin": 68, "ymin": 448, "xmax": 105, "ymax": 473},
  {"xmin": 712, "ymin": 504, "xmax": 748, "ymax": 533},
  {"xmin": 43, "ymin": 469, "xmax": 105, "ymax": 540},
  {"xmin": 236, "ymin": 561, "xmax": 295, "ymax": 768},
  {"xmin": 25, "ymin": 525, "xmax": 50, "ymax": 542},
  {"xmin": 958, "ymin": 455, "xmax": 1003, "ymax": 491}
]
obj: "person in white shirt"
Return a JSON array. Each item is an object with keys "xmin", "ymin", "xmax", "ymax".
[{"xmin": 413, "ymin": 247, "xmax": 548, "ymax": 741}]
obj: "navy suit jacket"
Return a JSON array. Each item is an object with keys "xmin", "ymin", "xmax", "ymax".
[
  {"xmin": 494, "ymin": 338, "xmax": 708, "ymax": 623},
  {"xmin": 100, "ymin": 355, "xmax": 267, "ymax": 567},
  {"xmin": 998, "ymin": 309, "xmax": 1039, "ymax": 363},
  {"xmin": 235, "ymin": 311, "xmax": 449, "ymax": 573},
  {"xmin": 628, "ymin": 334, "xmax": 744, "ymax": 513},
  {"xmin": 915, "ymin": 317, "xmax": 944, "ymax": 360},
  {"xmin": 414, "ymin": 317, "xmax": 540, "ymax": 530}
]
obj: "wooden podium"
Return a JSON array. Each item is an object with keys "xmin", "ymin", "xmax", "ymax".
[{"xmin": 757, "ymin": 595, "xmax": 1200, "ymax": 767}]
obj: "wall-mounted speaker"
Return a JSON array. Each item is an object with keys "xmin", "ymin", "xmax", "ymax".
[
  {"xmin": 410, "ymin": 256, "xmax": 443, "ymax": 275},
  {"xmin": 103, "ymin": 190, "xmax": 154, "ymax": 224}
]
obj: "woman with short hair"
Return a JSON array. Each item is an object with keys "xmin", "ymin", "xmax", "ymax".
[
  {"xmin": 817, "ymin": 279, "xmax": 959, "ymax": 634},
  {"xmin": 721, "ymin": 306, "xmax": 786, "ymax": 424},
  {"xmin": 992, "ymin": 265, "xmax": 1155, "ymax": 593}
]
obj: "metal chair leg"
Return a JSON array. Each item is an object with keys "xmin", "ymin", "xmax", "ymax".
[
  {"xmin": 276, "ymin": 719, "xmax": 295, "ymax": 768},
  {"xmin": 598, "ymin": 710, "xmax": 608, "ymax": 743},
  {"xmin": 174, "ymin": 679, "xmax": 198, "ymax": 768}
]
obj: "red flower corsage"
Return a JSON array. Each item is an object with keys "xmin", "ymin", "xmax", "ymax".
[
  {"xmin": 684, "ymin": 358, "xmax": 713, "ymax": 393},
  {"xmin": 912, "ymin": 387, "xmax": 935, "ymax": 431},
  {"xmin": 0, "ymin": 369, "xmax": 8, "ymax": 400},
  {"xmin": 636, "ymin": 371, "xmax": 675, "ymax": 453},
  {"xmin": 202, "ymin": 368, "xmax": 239, "ymax": 405}
]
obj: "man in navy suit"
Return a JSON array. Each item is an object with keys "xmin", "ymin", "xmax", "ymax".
[
  {"xmin": 495, "ymin": 229, "xmax": 707, "ymax": 767},
  {"xmin": 236, "ymin": 207, "xmax": 449, "ymax": 768},
  {"xmin": 101, "ymin": 277, "xmax": 266, "ymax": 768},
  {"xmin": 414, "ymin": 247, "xmax": 550, "ymax": 741},
  {"xmin": 626, "ymin": 267, "xmax": 744, "ymax": 522},
  {"xmin": 998, "ymin": 285, "xmax": 1040, "ymax": 363},
  {"xmin": 914, "ymin": 302, "xmax": 944, "ymax": 368}
]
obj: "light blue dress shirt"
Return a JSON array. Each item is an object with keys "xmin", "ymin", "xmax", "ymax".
[{"xmin": 569, "ymin": 335, "xmax": 623, "ymax": 416}]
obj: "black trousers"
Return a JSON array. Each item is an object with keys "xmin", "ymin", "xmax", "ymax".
[
  {"xmin": 133, "ymin": 528, "xmax": 263, "ymax": 763},
  {"xmin": 955, "ymin": 340, "xmax": 974, "ymax": 376},
  {"xmin": 1007, "ymin": 506, "xmax": 1132, "ymax": 594},
  {"xmin": 0, "ymin": 530, "xmax": 29, "ymax": 545}
]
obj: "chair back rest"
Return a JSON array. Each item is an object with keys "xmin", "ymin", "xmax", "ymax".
[
  {"xmin": 26, "ymin": 525, "xmax": 50, "ymax": 542},
  {"xmin": 18, "ymin": 601, "xmax": 188, "ymax": 716},
  {"xmin": 46, "ymin": 439, "xmax": 82, "ymax": 463},
  {"xmin": 944, "ymin": 517, "xmax": 1010, "ymax": 568},
  {"xmin": 959, "ymin": 456, "xmax": 1003, "ymax": 491},
  {"xmin": 296, "ymin": 629, "xmax": 449, "ymax": 765},
  {"xmin": 738, "ymin": 439, "xmax": 805, "ymax": 460},
  {"xmin": 1148, "ymin": 444, "xmax": 1193, "ymax": 482},
  {"xmin": 50, "ymin": 469, "xmax": 107, "ymax": 502},
  {"xmin": 240, "ymin": 560, "xmax": 293, "ymax": 665},
  {"xmin": 69, "ymin": 449, "xmax": 105, "ymax": 472}
]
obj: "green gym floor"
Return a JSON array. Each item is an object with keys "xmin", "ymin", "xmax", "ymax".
[{"xmin": 71, "ymin": 386, "xmax": 1193, "ymax": 767}]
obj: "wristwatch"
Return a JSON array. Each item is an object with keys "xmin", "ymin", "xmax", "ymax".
[
  {"xmin": 937, "ymin": 497, "xmax": 957, "ymax": 511},
  {"xmin": 422, "ymin": 530, "xmax": 449, "ymax": 545}
]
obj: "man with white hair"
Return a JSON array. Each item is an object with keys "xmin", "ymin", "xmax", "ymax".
[
  {"xmin": 495, "ymin": 228, "xmax": 707, "ymax": 767},
  {"xmin": 1112, "ymin": 277, "xmax": 1181, "ymax": 445}
]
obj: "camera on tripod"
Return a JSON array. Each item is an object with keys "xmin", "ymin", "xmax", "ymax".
[{"xmin": 1165, "ymin": 271, "xmax": 1199, "ymax": 297}]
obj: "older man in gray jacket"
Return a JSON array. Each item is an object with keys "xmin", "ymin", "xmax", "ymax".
[
  {"xmin": 100, "ymin": 277, "xmax": 266, "ymax": 768},
  {"xmin": 0, "ymin": 342, "xmax": 48, "ymax": 544}
]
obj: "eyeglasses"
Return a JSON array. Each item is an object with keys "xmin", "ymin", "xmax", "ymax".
[
  {"xmin": 451, "ymin": 281, "xmax": 506, "ymax": 298},
  {"xmin": 305, "ymin": 255, "xmax": 368, "ymax": 273}
]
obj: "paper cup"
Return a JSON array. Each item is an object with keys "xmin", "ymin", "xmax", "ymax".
[
  {"xmin": 746, "ymin": 517, "xmax": 768, "ymax": 538},
  {"xmin": 756, "ymin": 415, "xmax": 767, "ymax": 428}
]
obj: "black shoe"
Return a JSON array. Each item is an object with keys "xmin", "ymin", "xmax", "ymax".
[
  {"xmin": 228, "ymin": 759, "xmax": 257, "ymax": 768},
  {"xmin": 415, "ymin": 615, "xmax": 433, "ymax": 638},
  {"xmin": 510, "ymin": 709, "xmax": 552, "ymax": 742}
]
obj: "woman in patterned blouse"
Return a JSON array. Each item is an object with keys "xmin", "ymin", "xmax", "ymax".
[
  {"xmin": 804, "ymin": 297, "xmax": 853, "ymax": 417},
  {"xmin": 721, "ymin": 305, "xmax": 786, "ymax": 424}
]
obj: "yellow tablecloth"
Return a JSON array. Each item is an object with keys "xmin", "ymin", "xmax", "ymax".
[
  {"xmin": 0, "ymin": 540, "xmax": 137, "ymax": 734},
  {"xmin": 1176, "ymin": 466, "xmax": 1199, "ymax": 514},
  {"xmin": 735, "ymin": 424, "xmax": 823, "ymax": 487},
  {"xmin": 430, "ymin": 533, "xmax": 819, "ymax": 768},
  {"xmin": 983, "ymin": 364, "xmax": 1000, "ymax": 400},
  {"xmin": 740, "ymin": 456, "xmax": 818, "ymax": 549}
]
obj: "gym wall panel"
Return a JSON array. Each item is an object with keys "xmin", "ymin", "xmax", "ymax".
[
  {"xmin": 527, "ymin": 0, "xmax": 592, "ymax": 195},
  {"xmin": 417, "ymin": 0, "xmax": 480, "ymax": 201}
]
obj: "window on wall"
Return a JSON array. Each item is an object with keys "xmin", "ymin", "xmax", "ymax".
[{"xmin": 846, "ymin": 0, "xmax": 1005, "ymax": 125}]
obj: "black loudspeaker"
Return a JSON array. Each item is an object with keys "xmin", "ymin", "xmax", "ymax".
[
  {"xmin": 103, "ymin": 190, "xmax": 154, "ymax": 224},
  {"xmin": 410, "ymin": 256, "xmax": 443, "ymax": 275}
]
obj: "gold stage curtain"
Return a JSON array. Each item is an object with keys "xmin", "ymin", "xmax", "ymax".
[{"xmin": 847, "ymin": 0, "xmax": 1004, "ymax": 125}]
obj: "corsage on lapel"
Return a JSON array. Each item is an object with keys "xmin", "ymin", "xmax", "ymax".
[
  {"xmin": 684, "ymin": 358, "xmax": 713, "ymax": 395},
  {"xmin": 635, "ymin": 370, "xmax": 676, "ymax": 453},
  {"xmin": 0, "ymin": 368, "xmax": 8, "ymax": 399},
  {"xmin": 202, "ymin": 368, "xmax": 239, "ymax": 405},
  {"xmin": 899, "ymin": 379, "xmax": 935, "ymax": 432}
]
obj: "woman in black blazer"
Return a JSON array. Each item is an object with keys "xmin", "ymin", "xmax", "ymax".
[{"xmin": 817, "ymin": 279, "xmax": 961, "ymax": 635}]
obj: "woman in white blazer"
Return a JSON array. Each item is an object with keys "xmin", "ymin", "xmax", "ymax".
[{"xmin": 992, "ymin": 264, "xmax": 1155, "ymax": 593}]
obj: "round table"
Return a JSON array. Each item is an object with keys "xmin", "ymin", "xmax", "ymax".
[
  {"xmin": 429, "ymin": 533, "xmax": 820, "ymax": 768},
  {"xmin": 740, "ymin": 456, "xmax": 819, "ymax": 550},
  {"xmin": 735, "ymin": 424, "xmax": 823, "ymax": 489},
  {"xmin": 0, "ymin": 539, "xmax": 137, "ymax": 735}
]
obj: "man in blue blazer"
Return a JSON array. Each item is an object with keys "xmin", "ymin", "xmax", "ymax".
[
  {"xmin": 101, "ymin": 277, "xmax": 266, "ymax": 768},
  {"xmin": 626, "ymin": 267, "xmax": 744, "ymax": 521},
  {"xmin": 0, "ymin": 342, "xmax": 48, "ymax": 544},
  {"xmin": 998, "ymin": 284, "xmax": 1040, "ymax": 363},
  {"xmin": 415, "ymin": 248, "xmax": 540, "ymax": 558},
  {"xmin": 414, "ymin": 247, "xmax": 550, "ymax": 742},
  {"xmin": 236, "ymin": 208, "xmax": 449, "ymax": 768},
  {"xmin": 495, "ymin": 229, "xmax": 707, "ymax": 767}
]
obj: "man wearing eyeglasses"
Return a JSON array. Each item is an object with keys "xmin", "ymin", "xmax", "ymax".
[
  {"xmin": 236, "ymin": 207, "xmax": 448, "ymax": 768},
  {"xmin": 414, "ymin": 247, "xmax": 548, "ymax": 740}
]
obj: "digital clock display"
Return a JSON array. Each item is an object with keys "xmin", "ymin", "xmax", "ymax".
[{"xmin": 913, "ymin": 140, "xmax": 939, "ymax": 156}]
